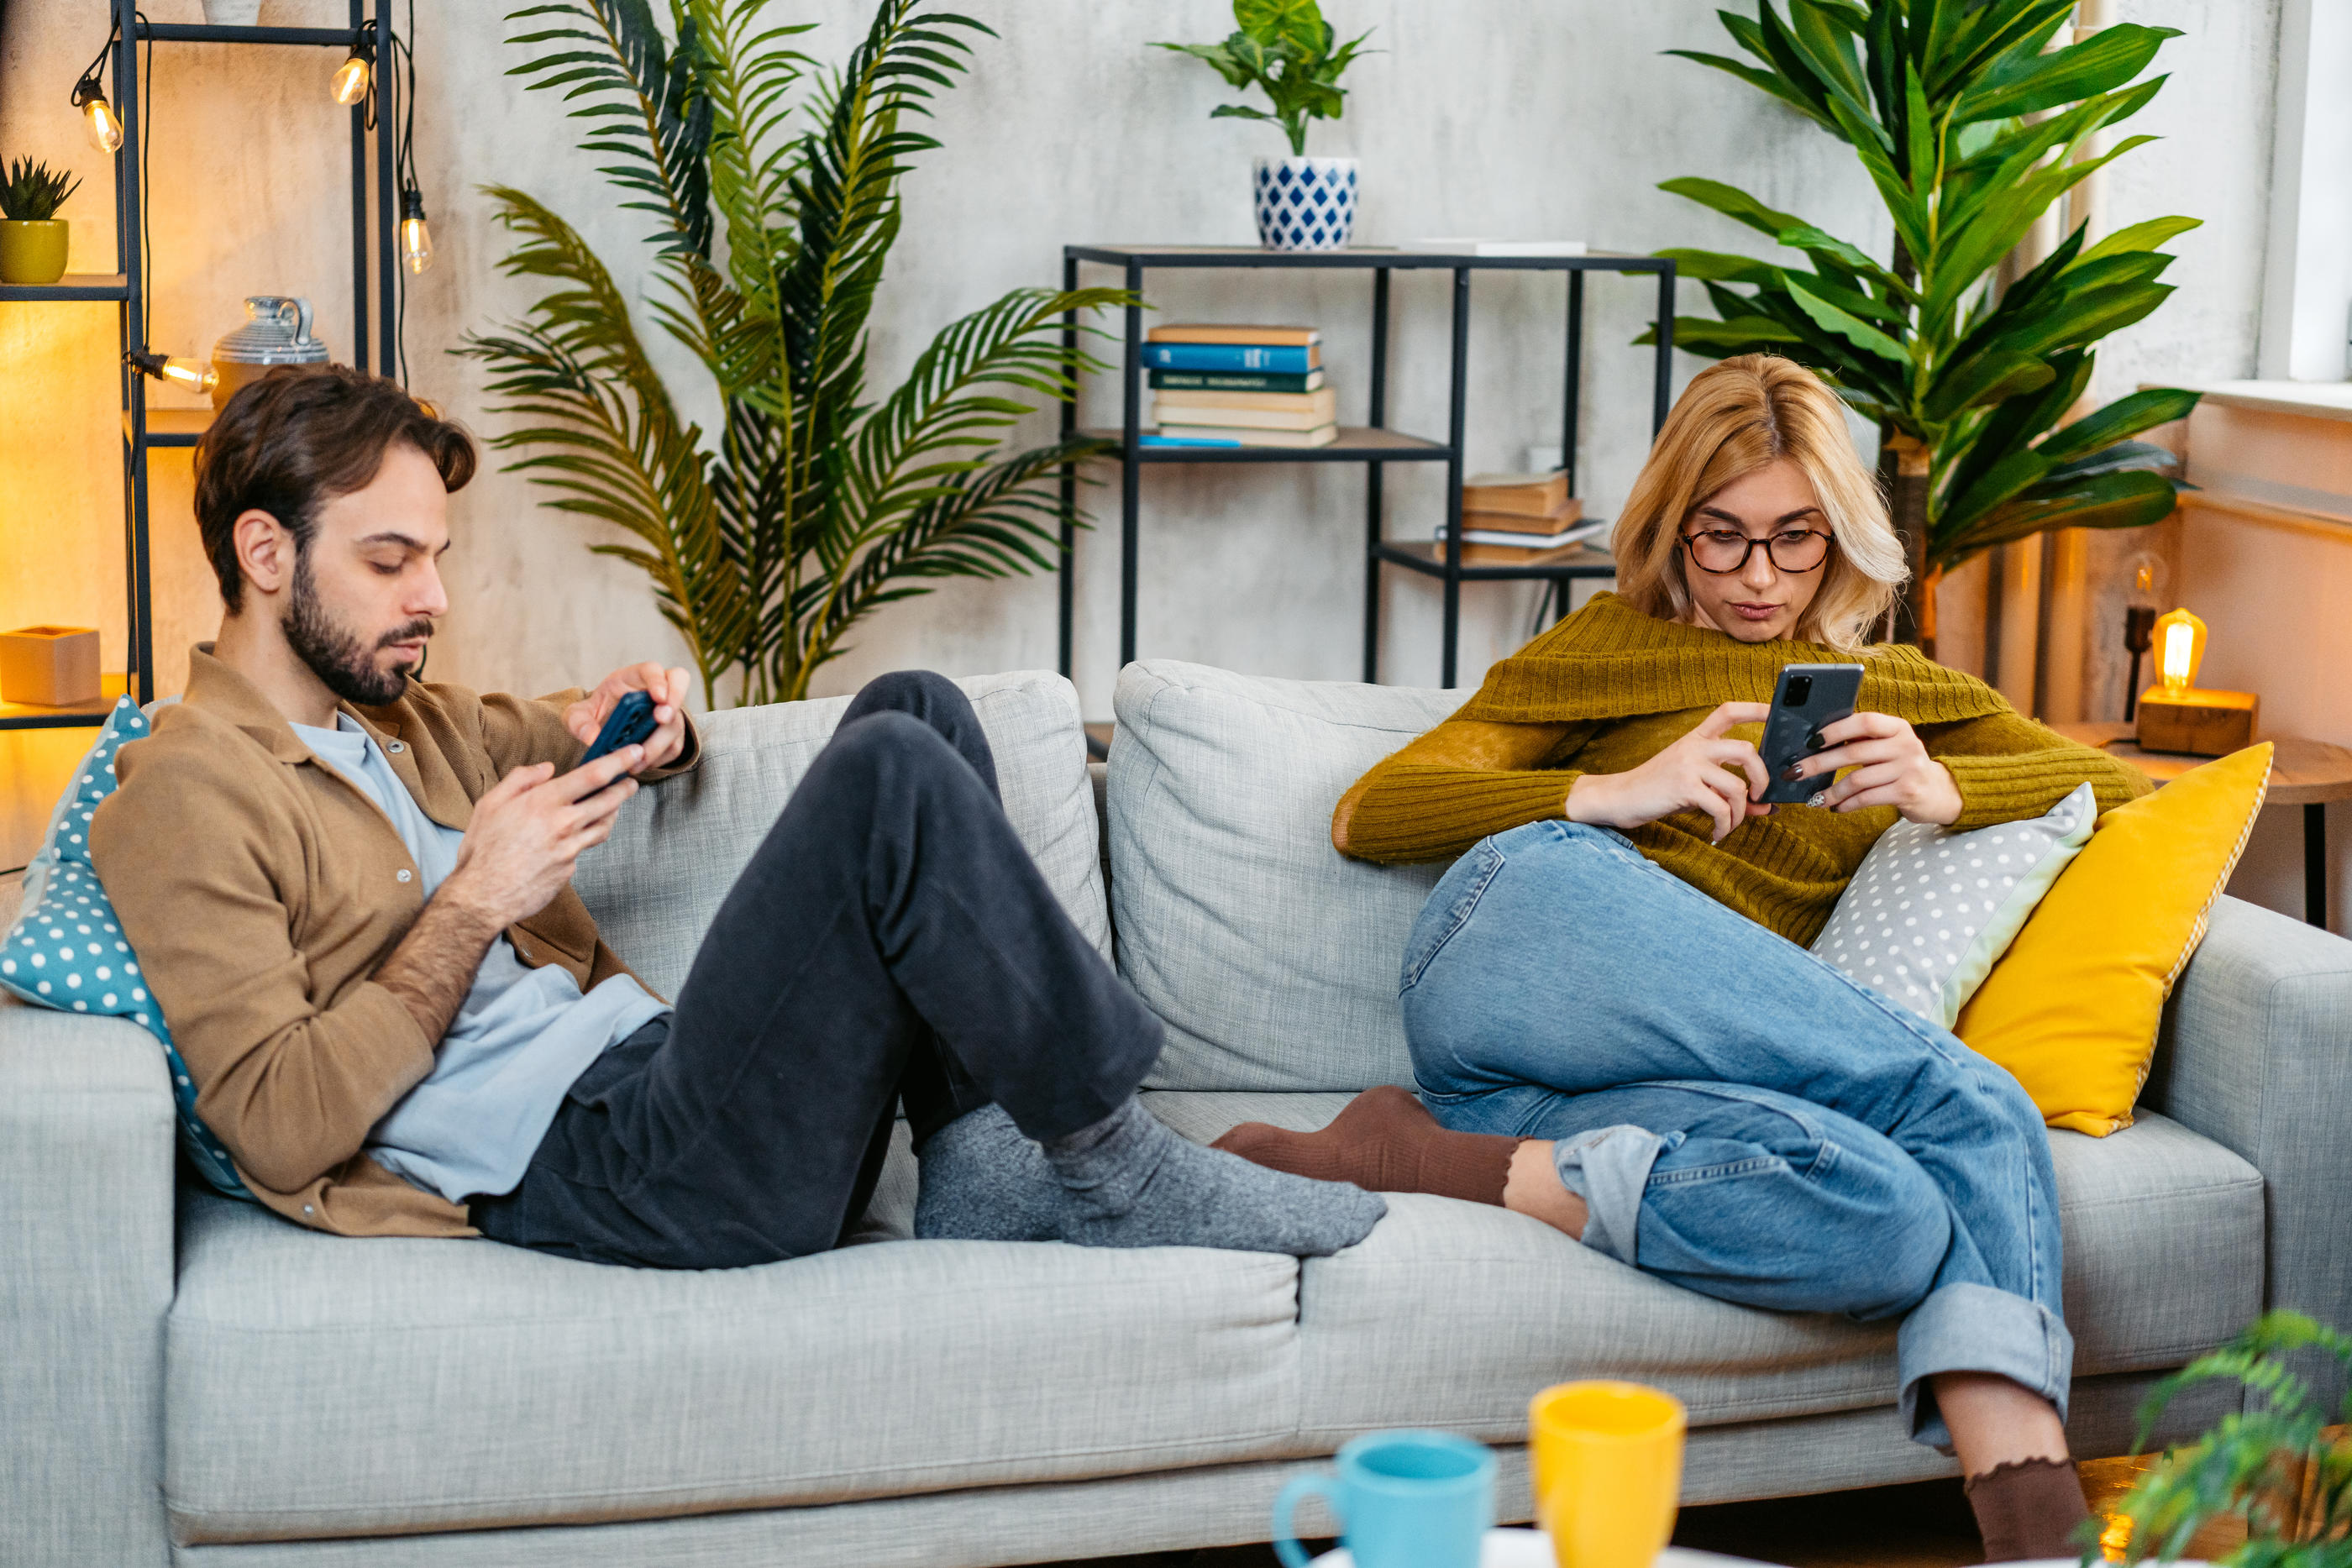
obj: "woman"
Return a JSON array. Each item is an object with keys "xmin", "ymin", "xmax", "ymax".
[{"xmin": 1216, "ymin": 355, "xmax": 2149, "ymax": 1560}]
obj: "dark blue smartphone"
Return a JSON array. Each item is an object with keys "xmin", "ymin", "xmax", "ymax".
[
  {"xmin": 1757, "ymin": 663, "xmax": 1865, "ymax": 805},
  {"xmin": 574, "ymin": 690, "xmax": 657, "ymax": 787}
]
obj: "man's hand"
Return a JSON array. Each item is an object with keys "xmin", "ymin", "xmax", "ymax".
[
  {"xmin": 564, "ymin": 663, "xmax": 692, "ymax": 774},
  {"xmin": 1783, "ymin": 711, "xmax": 1963, "ymax": 826},
  {"xmin": 1567, "ymin": 701, "xmax": 1774, "ymax": 844},
  {"xmin": 438, "ymin": 748, "xmax": 642, "ymax": 932}
]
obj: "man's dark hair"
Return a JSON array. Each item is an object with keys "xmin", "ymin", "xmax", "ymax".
[{"xmin": 192, "ymin": 365, "xmax": 477, "ymax": 613}]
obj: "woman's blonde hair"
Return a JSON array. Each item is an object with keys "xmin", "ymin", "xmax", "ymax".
[{"xmin": 1609, "ymin": 354, "xmax": 1905, "ymax": 653}]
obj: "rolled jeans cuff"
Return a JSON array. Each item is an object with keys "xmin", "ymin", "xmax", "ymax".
[
  {"xmin": 1896, "ymin": 1282, "xmax": 2076, "ymax": 1451},
  {"xmin": 1551, "ymin": 1124, "xmax": 1676, "ymax": 1267}
]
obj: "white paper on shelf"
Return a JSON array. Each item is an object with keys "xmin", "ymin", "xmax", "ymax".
[{"xmin": 1397, "ymin": 239, "xmax": 1589, "ymax": 256}]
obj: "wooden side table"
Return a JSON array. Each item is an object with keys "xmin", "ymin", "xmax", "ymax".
[{"xmin": 2050, "ymin": 721, "xmax": 2352, "ymax": 928}]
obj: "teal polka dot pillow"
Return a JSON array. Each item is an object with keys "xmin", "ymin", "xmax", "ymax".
[{"xmin": 2, "ymin": 698, "xmax": 251, "ymax": 1199}]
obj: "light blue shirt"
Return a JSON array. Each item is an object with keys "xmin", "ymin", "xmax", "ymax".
[{"xmin": 291, "ymin": 716, "xmax": 666, "ymax": 1204}]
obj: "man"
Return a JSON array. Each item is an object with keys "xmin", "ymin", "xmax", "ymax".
[{"xmin": 92, "ymin": 366, "xmax": 1382, "ymax": 1266}]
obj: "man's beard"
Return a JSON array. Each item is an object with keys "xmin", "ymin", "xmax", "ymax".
[{"xmin": 283, "ymin": 550, "xmax": 430, "ymax": 708}]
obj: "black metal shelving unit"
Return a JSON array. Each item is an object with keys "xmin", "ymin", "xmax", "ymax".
[
  {"xmin": 1056, "ymin": 244, "xmax": 1677, "ymax": 691},
  {"xmin": 0, "ymin": 0, "xmax": 401, "ymax": 733}
]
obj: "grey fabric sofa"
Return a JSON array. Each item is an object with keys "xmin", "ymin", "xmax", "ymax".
[{"xmin": 6, "ymin": 660, "xmax": 2348, "ymax": 1568}]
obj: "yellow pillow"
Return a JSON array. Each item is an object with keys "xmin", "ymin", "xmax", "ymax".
[{"xmin": 1955, "ymin": 743, "xmax": 2273, "ymax": 1135}]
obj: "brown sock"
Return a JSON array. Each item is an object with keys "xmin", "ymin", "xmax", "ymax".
[
  {"xmin": 1210, "ymin": 1085, "xmax": 1520, "ymax": 1205},
  {"xmin": 1965, "ymin": 1456, "xmax": 2091, "ymax": 1563}
]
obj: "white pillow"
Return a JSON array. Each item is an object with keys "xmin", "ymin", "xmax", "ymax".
[
  {"xmin": 574, "ymin": 671, "xmax": 1105, "ymax": 1001},
  {"xmin": 1108, "ymin": 660, "xmax": 1460, "ymax": 1092},
  {"xmin": 1811, "ymin": 783, "xmax": 2097, "ymax": 1029}
]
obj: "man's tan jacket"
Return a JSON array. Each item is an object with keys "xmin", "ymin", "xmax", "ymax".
[{"xmin": 89, "ymin": 646, "xmax": 699, "ymax": 1239}]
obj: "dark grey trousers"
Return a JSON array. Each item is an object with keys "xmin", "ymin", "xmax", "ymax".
[{"xmin": 473, "ymin": 672, "xmax": 1162, "ymax": 1268}]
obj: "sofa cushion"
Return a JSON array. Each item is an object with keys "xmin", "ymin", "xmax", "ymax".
[
  {"xmin": 1110, "ymin": 661, "xmax": 1458, "ymax": 1090},
  {"xmin": 1142, "ymin": 1092, "xmax": 2263, "ymax": 1440},
  {"xmin": 163, "ymin": 1195, "xmax": 1303, "ymax": 1543},
  {"xmin": 575, "ymin": 670, "xmax": 1105, "ymax": 1001}
]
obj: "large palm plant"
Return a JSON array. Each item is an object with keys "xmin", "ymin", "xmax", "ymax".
[
  {"xmin": 460, "ymin": 0, "xmax": 1126, "ymax": 705},
  {"xmin": 1651, "ymin": 0, "xmax": 2202, "ymax": 648}
]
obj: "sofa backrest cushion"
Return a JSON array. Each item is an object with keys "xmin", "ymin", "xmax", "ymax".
[
  {"xmin": 575, "ymin": 671, "xmax": 1105, "ymax": 1002},
  {"xmin": 1110, "ymin": 660, "xmax": 1462, "ymax": 1091}
]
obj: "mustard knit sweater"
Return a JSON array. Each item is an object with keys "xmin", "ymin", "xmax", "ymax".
[{"xmin": 1341, "ymin": 593, "xmax": 2151, "ymax": 947}]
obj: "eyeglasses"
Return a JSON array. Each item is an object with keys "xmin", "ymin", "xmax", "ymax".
[{"xmin": 1679, "ymin": 527, "xmax": 1834, "ymax": 574}]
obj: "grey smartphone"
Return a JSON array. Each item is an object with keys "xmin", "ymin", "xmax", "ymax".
[{"xmin": 1756, "ymin": 663, "xmax": 1865, "ymax": 805}]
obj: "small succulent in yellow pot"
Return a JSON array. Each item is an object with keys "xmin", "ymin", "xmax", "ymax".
[{"xmin": 0, "ymin": 159, "xmax": 82, "ymax": 286}]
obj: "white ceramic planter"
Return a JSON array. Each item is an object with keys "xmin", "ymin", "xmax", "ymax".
[
  {"xmin": 1252, "ymin": 155, "xmax": 1359, "ymax": 251},
  {"xmin": 202, "ymin": 0, "xmax": 264, "ymax": 24}
]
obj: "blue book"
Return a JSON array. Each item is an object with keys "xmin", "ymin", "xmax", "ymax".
[
  {"xmin": 1138, "ymin": 433, "xmax": 1242, "ymax": 448},
  {"xmin": 1142, "ymin": 343, "xmax": 1317, "ymax": 373}
]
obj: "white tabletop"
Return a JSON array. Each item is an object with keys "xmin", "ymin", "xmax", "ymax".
[
  {"xmin": 1310, "ymin": 1537, "xmax": 2147, "ymax": 1568},
  {"xmin": 1312, "ymin": 1534, "xmax": 1759, "ymax": 1568}
]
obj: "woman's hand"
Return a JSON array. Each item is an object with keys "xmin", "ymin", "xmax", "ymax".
[
  {"xmin": 1567, "ymin": 701, "xmax": 1772, "ymax": 843},
  {"xmin": 1786, "ymin": 712, "xmax": 1962, "ymax": 826}
]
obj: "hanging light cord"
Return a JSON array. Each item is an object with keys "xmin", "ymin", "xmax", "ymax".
[
  {"xmin": 70, "ymin": 16, "xmax": 119, "ymax": 108},
  {"xmin": 354, "ymin": 18, "xmax": 381, "ymax": 132},
  {"xmin": 139, "ymin": 11, "xmax": 154, "ymax": 357},
  {"xmin": 391, "ymin": 0, "xmax": 420, "ymax": 386}
]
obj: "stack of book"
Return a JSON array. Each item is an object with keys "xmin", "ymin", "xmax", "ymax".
[
  {"xmin": 1435, "ymin": 471, "xmax": 1606, "ymax": 564},
  {"xmin": 1142, "ymin": 325, "xmax": 1337, "ymax": 448}
]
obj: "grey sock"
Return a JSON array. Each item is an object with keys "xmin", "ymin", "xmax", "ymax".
[
  {"xmin": 1042, "ymin": 1098, "xmax": 1386, "ymax": 1256},
  {"xmin": 913, "ymin": 1104, "xmax": 1063, "ymax": 1243}
]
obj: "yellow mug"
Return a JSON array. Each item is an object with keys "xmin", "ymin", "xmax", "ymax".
[{"xmin": 1528, "ymin": 1381, "xmax": 1687, "ymax": 1568}]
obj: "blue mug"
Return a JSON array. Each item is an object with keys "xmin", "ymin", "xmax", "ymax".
[{"xmin": 1273, "ymin": 1429, "xmax": 1496, "ymax": 1568}]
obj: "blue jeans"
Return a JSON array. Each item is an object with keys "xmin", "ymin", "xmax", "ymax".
[{"xmin": 1398, "ymin": 821, "xmax": 2070, "ymax": 1450}]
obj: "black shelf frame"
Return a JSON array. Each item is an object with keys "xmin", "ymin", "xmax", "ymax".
[
  {"xmin": 0, "ymin": 0, "xmax": 400, "ymax": 732},
  {"xmin": 1056, "ymin": 244, "xmax": 1676, "ymax": 690}
]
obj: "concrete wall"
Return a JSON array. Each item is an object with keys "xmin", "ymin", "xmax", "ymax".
[
  {"xmin": 0, "ymin": 1, "xmax": 2297, "ymax": 871},
  {"xmin": 4, "ymin": 0, "xmax": 2271, "ymax": 707}
]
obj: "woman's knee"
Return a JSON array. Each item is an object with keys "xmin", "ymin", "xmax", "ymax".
[{"xmin": 1844, "ymin": 1157, "xmax": 1951, "ymax": 1317}]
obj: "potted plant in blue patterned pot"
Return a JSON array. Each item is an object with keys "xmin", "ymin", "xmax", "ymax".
[{"xmin": 1155, "ymin": 0, "xmax": 1374, "ymax": 252}]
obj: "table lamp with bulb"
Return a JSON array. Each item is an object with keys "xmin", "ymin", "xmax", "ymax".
[{"xmin": 2134, "ymin": 606, "xmax": 2259, "ymax": 756}]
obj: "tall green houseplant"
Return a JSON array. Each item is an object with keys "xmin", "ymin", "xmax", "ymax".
[
  {"xmin": 1651, "ymin": 1, "xmax": 2202, "ymax": 648},
  {"xmin": 462, "ymin": 0, "xmax": 1125, "ymax": 706}
]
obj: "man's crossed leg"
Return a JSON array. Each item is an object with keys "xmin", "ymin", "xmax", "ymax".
[{"xmin": 474, "ymin": 671, "xmax": 1384, "ymax": 1268}]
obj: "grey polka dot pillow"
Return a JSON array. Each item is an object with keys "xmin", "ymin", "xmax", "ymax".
[{"xmin": 1811, "ymin": 783, "xmax": 2097, "ymax": 1030}]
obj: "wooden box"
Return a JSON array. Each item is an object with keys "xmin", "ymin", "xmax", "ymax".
[
  {"xmin": 2135, "ymin": 686, "xmax": 2260, "ymax": 757},
  {"xmin": 0, "ymin": 625, "xmax": 100, "ymax": 707}
]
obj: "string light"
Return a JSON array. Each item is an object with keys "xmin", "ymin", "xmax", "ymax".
[
  {"xmin": 73, "ymin": 78, "xmax": 124, "ymax": 153},
  {"xmin": 69, "ymin": 20, "xmax": 125, "ymax": 154},
  {"xmin": 398, "ymin": 187, "xmax": 432, "ymax": 275},
  {"xmin": 123, "ymin": 349, "xmax": 217, "ymax": 396},
  {"xmin": 331, "ymin": 21, "xmax": 375, "ymax": 109}
]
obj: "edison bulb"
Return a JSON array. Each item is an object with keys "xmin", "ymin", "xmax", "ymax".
[
  {"xmin": 330, "ymin": 49, "xmax": 372, "ymax": 107},
  {"xmin": 2153, "ymin": 606, "xmax": 2207, "ymax": 693},
  {"xmin": 2122, "ymin": 548, "xmax": 2169, "ymax": 609},
  {"xmin": 398, "ymin": 191, "xmax": 433, "ymax": 274},
  {"xmin": 160, "ymin": 358, "xmax": 217, "ymax": 395},
  {"xmin": 2160, "ymin": 624, "xmax": 2192, "ymax": 687},
  {"xmin": 125, "ymin": 349, "xmax": 218, "ymax": 396},
  {"xmin": 80, "ymin": 89, "xmax": 124, "ymax": 153}
]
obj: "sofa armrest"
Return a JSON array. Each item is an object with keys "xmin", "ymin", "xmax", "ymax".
[
  {"xmin": 0, "ymin": 998, "xmax": 176, "ymax": 1566},
  {"xmin": 2148, "ymin": 895, "xmax": 2352, "ymax": 1345}
]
